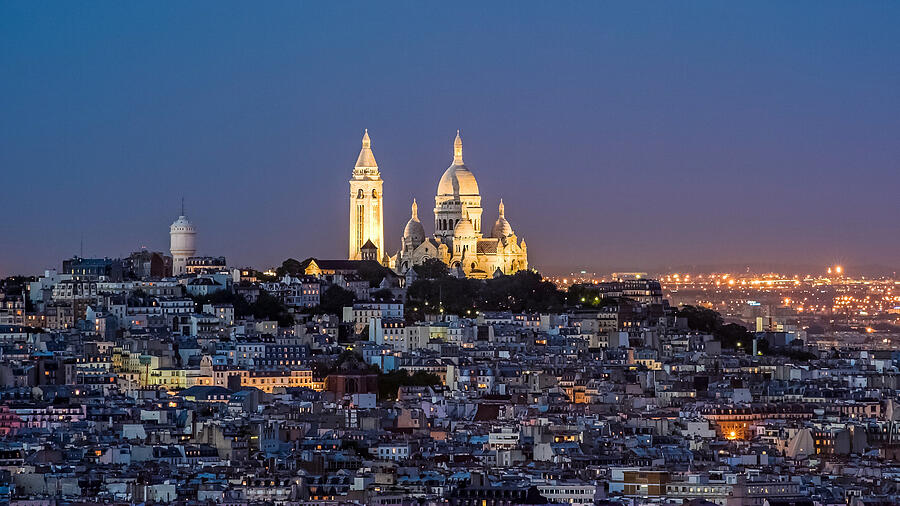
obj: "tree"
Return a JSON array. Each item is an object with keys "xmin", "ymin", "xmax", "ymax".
[
  {"xmin": 481, "ymin": 271, "xmax": 564, "ymax": 313},
  {"xmin": 370, "ymin": 288, "xmax": 394, "ymax": 301},
  {"xmin": 405, "ymin": 269, "xmax": 567, "ymax": 317},
  {"xmin": 565, "ymin": 284, "xmax": 617, "ymax": 308},
  {"xmin": 354, "ymin": 261, "xmax": 391, "ymax": 288},
  {"xmin": 191, "ymin": 290, "xmax": 252, "ymax": 318},
  {"xmin": 407, "ymin": 276, "xmax": 479, "ymax": 316},
  {"xmin": 189, "ymin": 289, "xmax": 295, "ymax": 326},
  {"xmin": 675, "ymin": 305, "xmax": 723, "ymax": 333},
  {"xmin": 319, "ymin": 285, "xmax": 356, "ymax": 316},
  {"xmin": 677, "ymin": 305, "xmax": 754, "ymax": 350},
  {"xmin": 251, "ymin": 291, "xmax": 294, "ymax": 327},
  {"xmin": 718, "ymin": 322, "xmax": 754, "ymax": 349},
  {"xmin": 276, "ymin": 258, "xmax": 303, "ymax": 277},
  {"xmin": 377, "ymin": 370, "xmax": 441, "ymax": 400},
  {"xmin": 413, "ymin": 258, "xmax": 449, "ymax": 279}
]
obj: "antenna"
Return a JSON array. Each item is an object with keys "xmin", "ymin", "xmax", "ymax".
[
  {"xmin": 80, "ymin": 233, "xmax": 84, "ymax": 258},
  {"xmin": 181, "ymin": 197, "xmax": 185, "ymax": 216}
]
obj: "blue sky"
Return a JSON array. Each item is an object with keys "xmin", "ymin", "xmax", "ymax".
[{"xmin": 2, "ymin": 2, "xmax": 899, "ymax": 275}]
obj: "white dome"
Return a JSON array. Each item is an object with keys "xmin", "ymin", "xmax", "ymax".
[
  {"xmin": 403, "ymin": 200, "xmax": 426, "ymax": 245},
  {"xmin": 490, "ymin": 200, "xmax": 514, "ymax": 238},
  {"xmin": 404, "ymin": 219, "xmax": 425, "ymax": 244},
  {"xmin": 437, "ymin": 164, "xmax": 480, "ymax": 197},
  {"xmin": 453, "ymin": 216, "xmax": 476, "ymax": 238},
  {"xmin": 491, "ymin": 217, "xmax": 514, "ymax": 238},
  {"xmin": 437, "ymin": 131, "xmax": 480, "ymax": 197}
]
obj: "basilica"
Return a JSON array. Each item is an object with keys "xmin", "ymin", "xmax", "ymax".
[{"xmin": 348, "ymin": 130, "xmax": 528, "ymax": 279}]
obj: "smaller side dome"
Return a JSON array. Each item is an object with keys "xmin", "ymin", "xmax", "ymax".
[
  {"xmin": 453, "ymin": 219, "xmax": 475, "ymax": 238},
  {"xmin": 491, "ymin": 199, "xmax": 515, "ymax": 238},
  {"xmin": 453, "ymin": 210, "xmax": 476, "ymax": 238},
  {"xmin": 403, "ymin": 199, "xmax": 426, "ymax": 247}
]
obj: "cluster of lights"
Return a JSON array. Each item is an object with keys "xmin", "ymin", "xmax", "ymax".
[{"xmin": 660, "ymin": 266, "xmax": 900, "ymax": 324}]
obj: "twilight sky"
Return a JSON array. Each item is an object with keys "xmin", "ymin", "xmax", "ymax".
[{"xmin": 2, "ymin": 2, "xmax": 899, "ymax": 276}]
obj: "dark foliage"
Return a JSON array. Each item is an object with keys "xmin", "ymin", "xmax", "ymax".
[
  {"xmin": 676, "ymin": 305, "xmax": 754, "ymax": 350},
  {"xmin": 767, "ymin": 347, "xmax": 817, "ymax": 361},
  {"xmin": 318, "ymin": 285, "xmax": 356, "ymax": 316},
  {"xmin": 480, "ymin": 271, "xmax": 564, "ymax": 313},
  {"xmin": 369, "ymin": 288, "xmax": 395, "ymax": 302},
  {"xmin": 316, "ymin": 350, "xmax": 378, "ymax": 377},
  {"xmin": 355, "ymin": 262, "xmax": 392, "ymax": 288},
  {"xmin": 275, "ymin": 258, "xmax": 303, "ymax": 277},
  {"xmin": 377, "ymin": 370, "xmax": 442, "ymax": 400},
  {"xmin": 407, "ymin": 276, "xmax": 479, "ymax": 317},
  {"xmin": 192, "ymin": 290, "xmax": 251, "ymax": 317},
  {"xmin": 675, "ymin": 305, "xmax": 723, "ymax": 333},
  {"xmin": 413, "ymin": 258, "xmax": 449, "ymax": 279},
  {"xmin": 192, "ymin": 289, "xmax": 294, "ymax": 327},
  {"xmin": 565, "ymin": 284, "xmax": 618, "ymax": 308},
  {"xmin": 406, "ymin": 270, "xmax": 564, "ymax": 318}
]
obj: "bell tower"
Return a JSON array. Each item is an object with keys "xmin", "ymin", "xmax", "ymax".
[{"xmin": 348, "ymin": 129, "xmax": 384, "ymax": 260}]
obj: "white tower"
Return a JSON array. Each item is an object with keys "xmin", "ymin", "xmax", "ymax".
[
  {"xmin": 170, "ymin": 203, "xmax": 196, "ymax": 275},
  {"xmin": 349, "ymin": 129, "xmax": 384, "ymax": 260}
]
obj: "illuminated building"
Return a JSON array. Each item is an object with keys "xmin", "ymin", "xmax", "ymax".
[
  {"xmin": 393, "ymin": 132, "xmax": 528, "ymax": 278},
  {"xmin": 348, "ymin": 129, "xmax": 385, "ymax": 262}
]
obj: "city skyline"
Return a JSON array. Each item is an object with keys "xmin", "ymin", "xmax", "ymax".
[
  {"xmin": 3, "ymin": 4, "xmax": 900, "ymax": 504},
  {"xmin": 3, "ymin": 2, "xmax": 900, "ymax": 276}
]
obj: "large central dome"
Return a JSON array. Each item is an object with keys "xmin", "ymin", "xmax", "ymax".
[
  {"xmin": 437, "ymin": 131, "xmax": 480, "ymax": 197},
  {"xmin": 438, "ymin": 164, "xmax": 480, "ymax": 197}
]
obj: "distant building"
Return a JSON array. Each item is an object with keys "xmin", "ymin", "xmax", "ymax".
[
  {"xmin": 62, "ymin": 257, "xmax": 124, "ymax": 281},
  {"xmin": 186, "ymin": 256, "xmax": 227, "ymax": 275},
  {"xmin": 185, "ymin": 278, "xmax": 224, "ymax": 297},
  {"xmin": 125, "ymin": 250, "xmax": 173, "ymax": 279},
  {"xmin": 0, "ymin": 296, "xmax": 25, "ymax": 326}
]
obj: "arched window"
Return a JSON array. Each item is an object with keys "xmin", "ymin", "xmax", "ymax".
[
  {"xmin": 357, "ymin": 189, "xmax": 364, "ymax": 199},
  {"xmin": 372, "ymin": 189, "xmax": 378, "ymax": 198}
]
